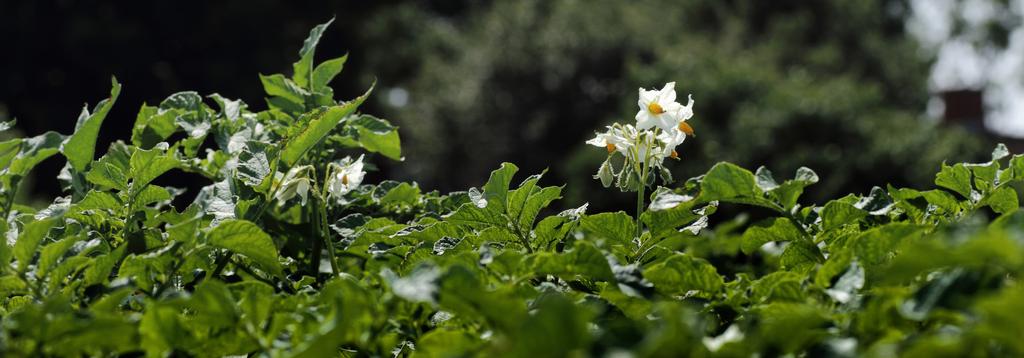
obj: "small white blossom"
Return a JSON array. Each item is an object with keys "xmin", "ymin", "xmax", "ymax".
[
  {"xmin": 636, "ymin": 82, "xmax": 686, "ymax": 132},
  {"xmin": 657, "ymin": 128, "xmax": 687, "ymax": 160},
  {"xmin": 328, "ymin": 155, "xmax": 365, "ymax": 202},
  {"xmin": 586, "ymin": 124, "xmax": 635, "ymax": 155},
  {"xmin": 677, "ymin": 94, "xmax": 695, "ymax": 127},
  {"xmin": 275, "ymin": 165, "xmax": 314, "ymax": 206}
]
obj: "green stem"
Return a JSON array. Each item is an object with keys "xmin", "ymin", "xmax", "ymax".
[
  {"xmin": 318, "ymin": 196, "xmax": 340, "ymax": 276},
  {"xmin": 632, "ymin": 129, "xmax": 656, "ymax": 240},
  {"xmin": 511, "ymin": 220, "xmax": 535, "ymax": 253},
  {"xmin": 309, "ymin": 204, "xmax": 323, "ymax": 277},
  {"xmin": 317, "ymin": 167, "xmax": 340, "ymax": 276},
  {"xmin": 2, "ymin": 177, "xmax": 20, "ymax": 220},
  {"xmin": 210, "ymin": 252, "xmax": 234, "ymax": 278},
  {"xmin": 636, "ymin": 183, "xmax": 645, "ymax": 239}
]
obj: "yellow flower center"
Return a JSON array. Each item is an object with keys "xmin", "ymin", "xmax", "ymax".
[
  {"xmin": 678, "ymin": 121, "xmax": 694, "ymax": 136},
  {"xmin": 647, "ymin": 102, "xmax": 665, "ymax": 114},
  {"xmin": 670, "ymin": 150, "xmax": 679, "ymax": 159},
  {"xmin": 606, "ymin": 143, "xmax": 616, "ymax": 153},
  {"xmin": 342, "ymin": 174, "xmax": 349, "ymax": 185}
]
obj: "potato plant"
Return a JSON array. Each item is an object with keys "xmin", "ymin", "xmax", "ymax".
[{"xmin": 1, "ymin": 20, "xmax": 1023, "ymax": 357}]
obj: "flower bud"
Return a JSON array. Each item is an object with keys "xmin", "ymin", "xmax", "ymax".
[{"xmin": 596, "ymin": 159, "xmax": 615, "ymax": 188}]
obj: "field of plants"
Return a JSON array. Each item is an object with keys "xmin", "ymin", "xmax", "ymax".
[{"xmin": 2, "ymin": 21, "xmax": 1023, "ymax": 357}]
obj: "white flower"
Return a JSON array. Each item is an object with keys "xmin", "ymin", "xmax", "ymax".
[
  {"xmin": 275, "ymin": 165, "xmax": 313, "ymax": 205},
  {"xmin": 586, "ymin": 125, "xmax": 635, "ymax": 155},
  {"xmin": 677, "ymin": 94, "xmax": 695, "ymax": 136},
  {"xmin": 657, "ymin": 128, "xmax": 687, "ymax": 160},
  {"xmin": 636, "ymin": 82, "xmax": 686, "ymax": 131},
  {"xmin": 328, "ymin": 155, "xmax": 365, "ymax": 201}
]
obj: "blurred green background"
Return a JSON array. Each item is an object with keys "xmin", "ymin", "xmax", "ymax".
[{"xmin": 1, "ymin": 0, "xmax": 1016, "ymax": 212}]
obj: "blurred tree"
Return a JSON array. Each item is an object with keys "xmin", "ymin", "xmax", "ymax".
[{"xmin": 356, "ymin": 0, "xmax": 991, "ymax": 211}]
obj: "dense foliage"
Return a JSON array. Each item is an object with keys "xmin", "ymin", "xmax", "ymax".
[{"xmin": 2, "ymin": 21, "xmax": 1023, "ymax": 357}]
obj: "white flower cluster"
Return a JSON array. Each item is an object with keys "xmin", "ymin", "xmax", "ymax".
[
  {"xmin": 274, "ymin": 155, "xmax": 366, "ymax": 206},
  {"xmin": 587, "ymin": 82, "xmax": 695, "ymax": 191}
]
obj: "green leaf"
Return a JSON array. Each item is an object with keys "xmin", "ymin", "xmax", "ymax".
[
  {"xmin": 0, "ymin": 275, "xmax": 27, "ymax": 293},
  {"xmin": 754, "ymin": 303, "xmax": 827, "ymax": 352},
  {"xmin": 348, "ymin": 115, "xmax": 402, "ymax": 160},
  {"xmin": 62, "ymin": 77, "xmax": 121, "ymax": 172},
  {"xmin": 580, "ymin": 211, "xmax": 636, "ymax": 246},
  {"xmin": 292, "ymin": 18, "xmax": 335, "ymax": 89},
  {"xmin": 982, "ymin": 186, "xmax": 1018, "ymax": 214},
  {"xmin": 415, "ymin": 329, "xmax": 482, "ymax": 357},
  {"xmin": 8, "ymin": 131, "xmax": 64, "ymax": 175},
  {"xmin": 133, "ymin": 185, "xmax": 172, "ymax": 209},
  {"xmin": 850, "ymin": 223, "xmax": 924, "ymax": 267},
  {"xmin": 0, "ymin": 239, "xmax": 11, "ymax": 274},
  {"xmin": 188, "ymin": 280, "xmax": 240, "ymax": 329},
  {"xmin": 36, "ymin": 235, "xmax": 81, "ymax": 279},
  {"xmin": 820, "ymin": 201, "xmax": 867, "ymax": 230},
  {"xmin": 922, "ymin": 189, "xmax": 960, "ymax": 212},
  {"xmin": 642, "ymin": 189, "xmax": 714, "ymax": 240},
  {"xmin": 505, "ymin": 173, "xmax": 562, "ymax": 231},
  {"xmin": 935, "ymin": 162, "xmax": 973, "ymax": 198},
  {"xmin": 779, "ymin": 240, "xmax": 823, "ymax": 272},
  {"xmin": 815, "ymin": 250, "xmax": 853, "ymax": 287},
  {"xmin": 84, "ymin": 246, "xmax": 125, "ymax": 286},
  {"xmin": 740, "ymin": 217, "xmax": 803, "ymax": 254},
  {"xmin": 13, "ymin": 217, "xmax": 59, "ymax": 272},
  {"xmin": 772, "ymin": 167, "xmax": 819, "ymax": 210},
  {"xmin": 209, "ymin": 94, "xmax": 247, "ymax": 121},
  {"xmin": 85, "ymin": 142, "xmax": 132, "ymax": 191},
  {"xmin": 207, "ymin": 219, "xmax": 283, "ymax": 277},
  {"xmin": 512, "ymin": 294, "xmax": 591, "ymax": 357},
  {"xmin": 312, "ymin": 55, "xmax": 348, "ymax": 92},
  {"xmin": 379, "ymin": 182, "xmax": 421, "ymax": 206},
  {"xmin": 529, "ymin": 241, "xmax": 614, "ymax": 281},
  {"xmin": 266, "ymin": 95, "xmax": 305, "ymax": 115},
  {"xmin": 129, "ymin": 145, "xmax": 179, "ymax": 191},
  {"xmin": 67, "ymin": 190, "xmax": 122, "ymax": 227},
  {"xmin": 438, "ymin": 265, "xmax": 526, "ymax": 333},
  {"xmin": 131, "ymin": 104, "xmax": 177, "ymax": 148},
  {"xmin": 755, "ymin": 166, "xmax": 780, "ymax": 191},
  {"xmin": 235, "ymin": 142, "xmax": 273, "ymax": 187},
  {"xmin": 992, "ymin": 143, "xmax": 1010, "ymax": 161},
  {"xmin": 701, "ymin": 162, "xmax": 773, "ymax": 208},
  {"xmin": 643, "ymin": 253, "xmax": 724, "ymax": 297},
  {"xmin": 260, "ymin": 73, "xmax": 308, "ymax": 106},
  {"xmin": 139, "ymin": 304, "xmax": 183, "ymax": 356},
  {"xmin": 280, "ymin": 88, "xmax": 372, "ymax": 166},
  {"xmin": 482, "ymin": 162, "xmax": 519, "ymax": 212},
  {"xmin": 161, "ymin": 91, "xmax": 211, "ymax": 139},
  {"xmin": 751, "ymin": 272, "xmax": 806, "ymax": 302},
  {"xmin": 0, "ymin": 138, "xmax": 22, "ymax": 170},
  {"xmin": 517, "ymin": 186, "xmax": 561, "ymax": 230}
]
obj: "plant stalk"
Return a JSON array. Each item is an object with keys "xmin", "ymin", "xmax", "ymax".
[{"xmin": 318, "ymin": 168, "xmax": 341, "ymax": 276}]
